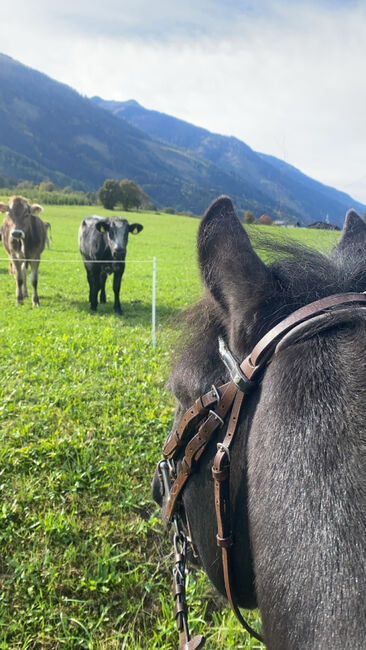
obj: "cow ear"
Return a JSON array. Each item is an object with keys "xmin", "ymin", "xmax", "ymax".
[
  {"xmin": 31, "ymin": 204, "xmax": 43, "ymax": 215},
  {"xmin": 336, "ymin": 209, "xmax": 366, "ymax": 253},
  {"xmin": 0, "ymin": 202, "xmax": 9, "ymax": 213},
  {"xmin": 198, "ymin": 196, "xmax": 270, "ymax": 315},
  {"xmin": 96, "ymin": 221, "xmax": 110, "ymax": 233},
  {"xmin": 129, "ymin": 223, "xmax": 143, "ymax": 234}
]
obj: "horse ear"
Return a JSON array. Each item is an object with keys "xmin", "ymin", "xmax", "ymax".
[
  {"xmin": 198, "ymin": 196, "xmax": 269, "ymax": 313},
  {"xmin": 337, "ymin": 209, "xmax": 366, "ymax": 252}
]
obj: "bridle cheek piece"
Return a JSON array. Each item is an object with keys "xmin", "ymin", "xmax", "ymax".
[{"xmin": 157, "ymin": 292, "xmax": 366, "ymax": 649}]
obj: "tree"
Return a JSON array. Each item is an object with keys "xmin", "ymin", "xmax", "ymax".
[
  {"xmin": 243, "ymin": 209, "xmax": 255, "ymax": 224},
  {"xmin": 39, "ymin": 181, "xmax": 56, "ymax": 192},
  {"xmin": 119, "ymin": 179, "xmax": 145, "ymax": 211},
  {"xmin": 16, "ymin": 180, "xmax": 36, "ymax": 190},
  {"xmin": 86, "ymin": 191, "xmax": 97, "ymax": 204},
  {"xmin": 258, "ymin": 214, "xmax": 273, "ymax": 225},
  {"xmin": 98, "ymin": 179, "xmax": 121, "ymax": 210}
]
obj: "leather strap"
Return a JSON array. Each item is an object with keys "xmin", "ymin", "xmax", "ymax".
[
  {"xmin": 166, "ymin": 381, "xmax": 238, "ymax": 522},
  {"xmin": 241, "ymin": 292, "xmax": 366, "ymax": 381},
  {"xmin": 275, "ymin": 306, "xmax": 366, "ymax": 356},
  {"xmin": 163, "ymin": 381, "xmax": 225, "ymax": 459},
  {"xmin": 212, "ymin": 390, "xmax": 264, "ymax": 643}
]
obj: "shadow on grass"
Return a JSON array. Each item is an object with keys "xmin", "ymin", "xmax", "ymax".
[{"xmin": 69, "ymin": 298, "xmax": 182, "ymax": 325}]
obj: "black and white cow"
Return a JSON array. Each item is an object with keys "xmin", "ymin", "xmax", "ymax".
[{"xmin": 78, "ymin": 215, "xmax": 143, "ymax": 314}]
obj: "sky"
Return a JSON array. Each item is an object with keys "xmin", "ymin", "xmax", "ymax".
[{"xmin": 2, "ymin": 0, "xmax": 366, "ymax": 203}]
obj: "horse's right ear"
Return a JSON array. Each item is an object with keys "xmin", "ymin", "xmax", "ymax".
[
  {"xmin": 198, "ymin": 196, "xmax": 269, "ymax": 314},
  {"xmin": 336, "ymin": 209, "xmax": 366, "ymax": 252}
]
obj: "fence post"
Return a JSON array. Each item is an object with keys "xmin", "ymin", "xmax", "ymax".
[{"xmin": 152, "ymin": 257, "xmax": 156, "ymax": 348}]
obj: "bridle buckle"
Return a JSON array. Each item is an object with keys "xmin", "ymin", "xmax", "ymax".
[
  {"xmin": 216, "ymin": 442, "xmax": 230, "ymax": 462},
  {"xmin": 209, "ymin": 409, "xmax": 224, "ymax": 427},
  {"xmin": 218, "ymin": 337, "xmax": 256, "ymax": 393}
]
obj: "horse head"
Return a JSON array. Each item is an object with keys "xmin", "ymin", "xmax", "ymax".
[{"xmin": 153, "ymin": 196, "xmax": 366, "ymax": 649}]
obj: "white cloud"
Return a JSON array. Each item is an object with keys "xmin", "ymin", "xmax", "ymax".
[{"xmin": 1, "ymin": 0, "xmax": 366, "ymax": 203}]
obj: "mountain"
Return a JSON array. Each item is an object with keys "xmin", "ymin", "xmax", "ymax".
[
  {"xmin": 0, "ymin": 53, "xmax": 363, "ymax": 225},
  {"xmin": 0, "ymin": 54, "xmax": 282, "ymax": 216},
  {"xmin": 92, "ymin": 97, "xmax": 366, "ymax": 227}
]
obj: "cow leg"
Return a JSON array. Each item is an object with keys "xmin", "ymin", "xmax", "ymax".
[
  {"xmin": 23, "ymin": 261, "xmax": 29, "ymax": 298},
  {"xmin": 87, "ymin": 271, "xmax": 92, "ymax": 304},
  {"xmin": 99, "ymin": 272, "xmax": 107, "ymax": 303},
  {"xmin": 86, "ymin": 267, "xmax": 100, "ymax": 311},
  {"xmin": 113, "ymin": 268, "xmax": 123, "ymax": 314},
  {"xmin": 12, "ymin": 259, "xmax": 26, "ymax": 305},
  {"xmin": 30, "ymin": 261, "xmax": 40, "ymax": 306}
]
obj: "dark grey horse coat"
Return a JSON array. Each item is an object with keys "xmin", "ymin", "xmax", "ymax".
[
  {"xmin": 153, "ymin": 197, "xmax": 366, "ymax": 649},
  {"xmin": 78, "ymin": 215, "xmax": 143, "ymax": 314},
  {"xmin": 0, "ymin": 195, "xmax": 47, "ymax": 306}
]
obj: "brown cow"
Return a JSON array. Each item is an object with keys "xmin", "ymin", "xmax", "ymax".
[{"xmin": 0, "ymin": 196, "xmax": 47, "ymax": 306}]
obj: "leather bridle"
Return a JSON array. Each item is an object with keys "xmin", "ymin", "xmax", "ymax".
[{"xmin": 157, "ymin": 292, "xmax": 366, "ymax": 649}]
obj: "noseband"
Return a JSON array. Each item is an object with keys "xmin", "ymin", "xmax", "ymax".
[{"xmin": 157, "ymin": 292, "xmax": 366, "ymax": 649}]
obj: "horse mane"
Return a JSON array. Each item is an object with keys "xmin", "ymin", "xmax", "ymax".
[
  {"xmin": 260, "ymin": 232, "xmax": 366, "ymax": 300},
  {"xmin": 173, "ymin": 231, "xmax": 366, "ymax": 371}
]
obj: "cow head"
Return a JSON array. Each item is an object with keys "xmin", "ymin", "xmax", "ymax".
[
  {"xmin": 96, "ymin": 218, "xmax": 143, "ymax": 260},
  {"xmin": 0, "ymin": 196, "xmax": 43, "ymax": 240}
]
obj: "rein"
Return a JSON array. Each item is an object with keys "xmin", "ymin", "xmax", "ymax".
[{"xmin": 157, "ymin": 292, "xmax": 366, "ymax": 649}]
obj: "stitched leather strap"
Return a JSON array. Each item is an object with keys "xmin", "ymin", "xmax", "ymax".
[
  {"xmin": 163, "ymin": 381, "xmax": 225, "ymax": 459},
  {"xmin": 212, "ymin": 391, "xmax": 264, "ymax": 643},
  {"xmin": 240, "ymin": 292, "xmax": 366, "ymax": 381},
  {"xmin": 166, "ymin": 381, "xmax": 238, "ymax": 522}
]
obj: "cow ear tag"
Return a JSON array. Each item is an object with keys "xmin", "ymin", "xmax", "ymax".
[
  {"xmin": 132, "ymin": 227, "xmax": 139, "ymax": 234},
  {"xmin": 100, "ymin": 225, "xmax": 105, "ymax": 233}
]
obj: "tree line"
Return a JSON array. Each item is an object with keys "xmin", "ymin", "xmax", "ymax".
[
  {"xmin": 0, "ymin": 180, "xmax": 96, "ymax": 205},
  {"xmin": 0, "ymin": 177, "xmax": 148, "ymax": 211}
]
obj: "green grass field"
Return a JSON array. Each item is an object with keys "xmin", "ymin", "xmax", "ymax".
[{"xmin": 0, "ymin": 204, "xmax": 340, "ymax": 649}]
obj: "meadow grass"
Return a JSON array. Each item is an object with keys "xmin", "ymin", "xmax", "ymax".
[{"xmin": 0, "ymin": 204, "xmax": 340, "ymax": 649}]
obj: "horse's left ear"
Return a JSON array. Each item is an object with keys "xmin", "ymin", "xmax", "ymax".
[
  {"xmin": 337, "ymin": 209, "xmax": 366, "ymax": 251},
  {"xmin": 198, "ymin": 196, "xmax": 270, "ymax": 313}
]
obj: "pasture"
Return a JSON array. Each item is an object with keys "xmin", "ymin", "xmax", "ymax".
[{"xmin": 0, "ymin": 204, "xmax": 339, "ymax": 649}]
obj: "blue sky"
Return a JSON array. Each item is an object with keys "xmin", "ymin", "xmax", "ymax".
[{"xmin": 2, "ymin": 0, "xmax": 366, "ymax": 204}]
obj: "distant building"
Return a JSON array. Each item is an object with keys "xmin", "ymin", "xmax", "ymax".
[
  {"xmin": 273, "ymin": 219, "xmax": 301, "ymax": 228},
  {"xmin": 307, "ymin": 221, "xmax": 340, "ymax": 231}
]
